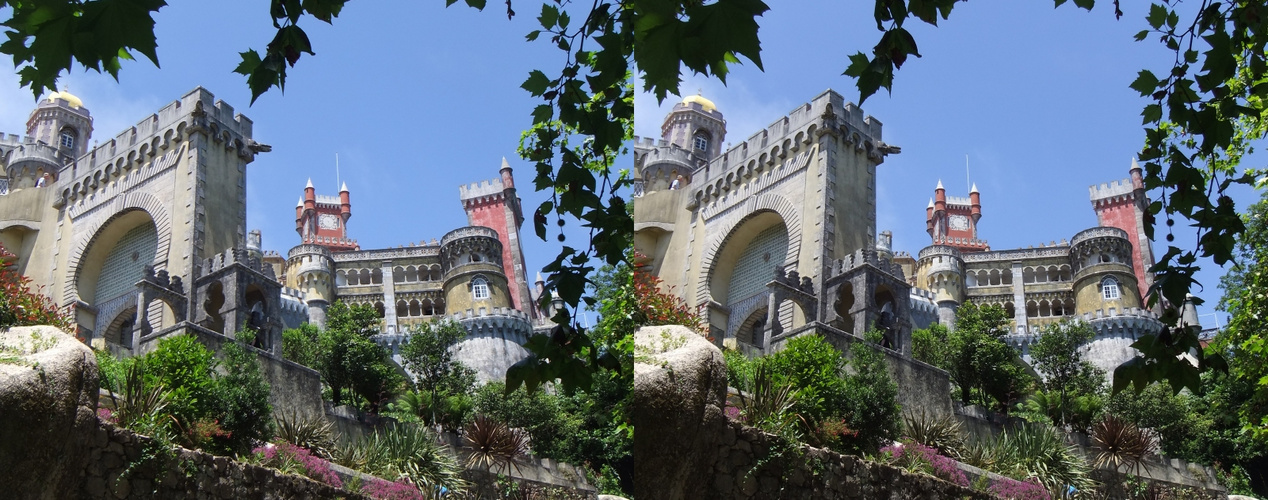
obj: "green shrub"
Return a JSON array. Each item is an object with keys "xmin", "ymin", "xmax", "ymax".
[{"xmin": 723, "ymin": 348, "xmax": 758, "ymax": 392}]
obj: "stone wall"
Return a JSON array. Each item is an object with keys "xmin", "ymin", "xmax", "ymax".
[{"xmin": 81, "ymin": 422, "xmax": 368, "ymax": 499}]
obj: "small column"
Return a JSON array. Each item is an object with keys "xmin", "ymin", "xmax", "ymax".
[
  {"xmin": 134, "ymin": 290, "xmax": 152, "ymax": 352},
  {"xmin": 1012, "ymin": 262, "xmax": 1027, "ymax": 332},
  {"xmin": 381, "ymin": 260, "xmax": 397, "ymax": 334},
  {"xmin": 763, "ymin": 293, "xmax": 778, "ymax": 351}
]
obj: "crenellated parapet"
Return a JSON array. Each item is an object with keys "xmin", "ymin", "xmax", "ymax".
[
  {"xmin": 202, "ymin": 247, "xmax": 276, "ymax": 281},
  {"xmin": 1005, "ymin": 308, "xmax": 1163, "ymax": 375},
  {"xmin": 458, "ymin": 178, "xmax": 509, "ymax": 208},
  {"xmin": 373, "ymin": 306, "xmax": 533, "ymax": 383},
  {"xmin": 1, "ymin": 137, "xmax": 62, "ymax": 186},
  {"xmin": 439, "ymin": 226, "xmax": 503, "ymax": 274},
  {"xmin": 1089, "ymin": 178, "xmax": 1138, "ymax": 207},
  {"xmin": 831, "ymin": 247, "xmax": 907, "ymax": 283}
]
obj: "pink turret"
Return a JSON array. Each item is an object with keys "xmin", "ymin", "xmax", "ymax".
[
  {"xmin": 933, "ymin": 180, "xmax": 946, "ymax": 214},
  {"xmin": 970, "ymin": 183, "xmax": 981, "ymax": 222},
  {"xmin": 340, "ymin": 182, "xmax": 351, "ymax": 222}
]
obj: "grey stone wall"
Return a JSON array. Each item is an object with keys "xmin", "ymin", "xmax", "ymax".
[{"xmin": 80, "ymin": 422, "xmax": 367, "ymax": 500}]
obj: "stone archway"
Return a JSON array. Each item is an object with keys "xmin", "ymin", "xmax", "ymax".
[
  {"xmin": 697, "ymin": 193, "xmax": 802, "ymax": 305},
  {"xmin": 64, "ymin": 191, "xmax": 173, "ymax": 306}
]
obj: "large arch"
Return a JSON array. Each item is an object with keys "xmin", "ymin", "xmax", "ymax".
[
  {"xmin": 73, "ymin": 210, "xmax": 159, "ymax": 306},
  {"xmin": 698, "ymin": 193, "xmax": 802, "ymax": 305},
  {"xmin": 64, "ymin": 191, "xmax": 173, "ymax": 306}
]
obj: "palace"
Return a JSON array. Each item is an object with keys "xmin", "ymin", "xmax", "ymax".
[
  {"xmin": 0, "ymin": 88, "xmax": 543, "ymax": 384},
  {"xmin": 633, "ymin": 89, "xmax": 1170, "ymax": 380}
]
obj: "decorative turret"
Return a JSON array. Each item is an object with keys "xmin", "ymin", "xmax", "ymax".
[
  {"xmin": 970, "ymin": 183, "xmax": 981, "ymax": 222},
  {"xmin": 26, "ymin": 87, "xmax": 93, "ymax": 161},
  {"xmin": 1090, "ymin": 160, "xmax": 1156, "ymax": 305},
  {"xmin": 339, "ymin": 182, "xmax": 350, "ymax": 222},
  {"xmin": 285, "ymin": 244, "xmax": 334, "ymax": 329},
  {"xmin": 1068, "ymin": 226, "xmax": 1141, "ymax": 314},
  {"xmin": 925, "ymin": 198, "xmax": 935, "ymax": 236},
  {"xmin": 459, "ymin": 163, "xmax": 534, "ymax": 316},
  {"xmin": 933, "ymin": 179, "xmax": 946, "ymax": 214},
  {"xmin": 661, "ymin": 91, "xmax": 727, "ymax": 162},
  {"xmin": 916, "ymin": 245, "xmax": 965, "ymax": 327}
]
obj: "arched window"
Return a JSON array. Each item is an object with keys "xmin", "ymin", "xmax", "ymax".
[
  {"xmin": 60, "ymin": 128, "xmax": 77, "ymax": 149},
  {"xmin": 693, "ymin": 131, "xmax": 710, "ymax": 152},
  {"xmin": 1100, "ymin": 276, "xmax": 1121, "ymax": 300},
  {"xmin": 472, "ymin": 277, "xmax": 490, "ymax": 300}
]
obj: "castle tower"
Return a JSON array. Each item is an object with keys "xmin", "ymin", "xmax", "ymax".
[
  {"xmin": 915, "ymin": 245, "xmax": 965, "ymax": 327},
  {"xmin": 295, "ymin": 179, "xmax": 359, "ymax": 252},
  {"xmin": 440, "ymin": 226, "xmax": 512, "ymax": 312},
  {"xmin": 458, "ymin": 160, "xmax": 534, "ymax": 316},
  {"xmin": 285, "ymin": 244, "xmax": 334, "ymax": 329},
  {"xmin": 926, "ymin": 180, "xmax": 988, "ymax": 253},
  {"xmin": 1069, "ymin": 226, "xmax": 1141, "ymax": 315},
  {"xmin": 26, "ymin": 88, "xmax": 93, "ymax": 161},
  {"xmin": 662, "ymin": 92, "xmax": 727, "ymax": 162},
  {"xmin": 1089, "ymin": 160, "xmax": 1156, "ymax": 303}
]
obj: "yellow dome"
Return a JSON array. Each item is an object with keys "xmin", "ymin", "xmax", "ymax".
[
  {"xmin": 47, "ymin": 89, "xmax": 83, "ymax": 109},
  {"xmin": 682, "ymin": 93, "xmax": 716, "ymax": 112}
]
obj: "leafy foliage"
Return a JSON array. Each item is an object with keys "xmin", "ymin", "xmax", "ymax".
[
  {"xmin": 331, "ymin": 423, "xmax": 466, "ymax": 493},
  {"xmin": 399, "ymin": 319, "xmax": 476, "ymax": 430},
  {"xmin": 318, "ymin": 301, "xmax": 404, "ymax": 411},
  {"xmin": 1030, "ymin": 320, "xmax": 1108, "ymax": 431},
  {"xmin": 988, "ymin": 423, "xmax": 1092, "ymax": 495},
  {"xmin": 281, "ymin": 323, "xmax": 322, "ymax": 368},
  {"xmin": 0, "ymin": 242, "xmax": 73, "ymax": 332},
  {"xmin": 910, "ymin": 323, "xmax": 950, "ymax": 368},
  {"xmin": 1216, "ymin": 190, "xmax": 1268, "ymax": 442},
  {"xmin": 273, "ymin": 410, "xmax": 335, "ymax": 460},
  {"xmin": 945, "ymin": 303, "xmax": 1034, "ymax": 412},
  {"xmin": 734, "ymin": 362, "xmax": 801, "ymax": 439},
  {"xmin": 901, "ymin": 409, "xmax": 965, "ymax": 460},
  {"xmin": 96, "ymin": 333, "xmax": 274, "ymax": 455}
]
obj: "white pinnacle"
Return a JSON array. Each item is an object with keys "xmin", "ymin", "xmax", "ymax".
[
  {"xmin": 927, "ymin": 198, "xmax": 934, "ymax": 209},
  {"xmin": 341, "ymin": 182, "xmax": 348, "ymax": 192},
  {"xmin": 306, "ymin": 178, "xmax": 313, "ymax": 189},
  {"xmin": 936, "ymin": 179, "xmax": 944, "ymax": 190},
  {"xmin": 970, "ymin": 183, "xmax": 978, "ymax": 194}
]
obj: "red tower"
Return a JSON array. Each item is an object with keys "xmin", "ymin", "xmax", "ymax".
[
  {"xmin": 926, "ymin": 180, "xmax": 989, "ymax": 252},
  {"xmin": 459, "ymin": 159, "xmax": 534, "ymax": 315},
  {"xmin": 295, "ymin": 179, "xmax": 359, "ymax": 252},
  {"xmin": 1090, "ymin": 160, "xmax": 1157, "ymax": 302}
]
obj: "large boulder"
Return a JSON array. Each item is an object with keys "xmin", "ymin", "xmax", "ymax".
[
  {"xmin": 0, "ymin": 326, "xmax": 100, "ymax": 499},
  {"xmin": 632, "ymin": 325, "xmax": 727, "ymax": 500}
]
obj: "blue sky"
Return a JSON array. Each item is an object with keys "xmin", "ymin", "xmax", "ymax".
[
  {"xmin": 0, "ymin": 1, "xmax": 602, "ymax": 323},
  {"xmin": 634, "ymin": 1, "xmax": 1261, "ymax": 328}
]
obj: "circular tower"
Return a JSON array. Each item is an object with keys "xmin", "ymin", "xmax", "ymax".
[
  {"xmin": 286, "ymin": 244, "xmax": 334, "ymax": 329},
  {"xmin": 439, "ymin": 226, "xmax": 509, "ymax": 313},
  {"xmin": 916, "ymin": 245, "xmax": 965, "ymax": 327},
  {"xmin": 1069, "ymin": 226, "xmax": 1141, "ymax": 314}
]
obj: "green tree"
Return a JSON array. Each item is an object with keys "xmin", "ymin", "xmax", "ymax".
[
  {"xmin": 947, "ymin": 303, "xmax": 1034, "ymax": 411},
  {"xmin": 319, "ymin": 301, "xmax": 402, "ymax": 411},
  {"xmin": 399, "ymin": 319, "xmax": 477, "ymax": 426},
  {"xmin": 281, "ymin": 323, "xmax": 321, "ymax": 368},
  {"xmin": 1217, "ymin": 191, "xmax": 1268, "ymax": 441},
  {"xmin": 211, "ymin": 329, "xmax": 276, "ymax": 455},
  {"xmin": 1030, "ymin": 320, "xmax": 1107, "ymax": 429},
  {"xmin": 911, "ymin": 323, "xmax": 950, "ymax": 368},
  {"xmin": 0, "ymin": 242, "xmax": 73, "ymax": 332}
]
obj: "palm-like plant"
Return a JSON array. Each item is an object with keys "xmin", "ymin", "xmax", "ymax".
[
  {"xmin": 994, "ymin": 423, "xmax": 1092, "ymax": 496},
  {"xmin": 902, "ymin": 409, "xmax": 966, "ymax": 459},
  {"xmin": 463, "ymin": 415, "xmax": 529, "ymax": 473},
  {"xmin": 274, "ymin": 410, "xmax": 335, "ymax": 459},
  {"xmin": 736, "ymin": 363, "xmax": 800, "ymax": 438},
  {"xmin": 1091, "ymin": 414, "xmax": 1157, "ymax": 476},
  {"xmin": 331, "ymin": 423, "xmax": 467, "ymax": 493}
]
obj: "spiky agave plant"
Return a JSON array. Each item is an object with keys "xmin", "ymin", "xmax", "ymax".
[
  {"xmin": 463, "ymin": 415, "xmax": 529, "ymax": 474},
  {"xmin": 736, "ymin": 362, "xmax": 800, "ymax": 438},
  {"xmin": 1092, "ymin": 414, "xmax": 1157, "ymax": 476},
  {"xmin": 274, "ymin": 410, "xmax": 335, "ymax": 459},
  {"xmin": 902, "ymin": 409, "xmax": 966, "ymax": 459},
  {"xmin": 995, "ymin": 423, "xmax": 1092, "ymax": 496}
]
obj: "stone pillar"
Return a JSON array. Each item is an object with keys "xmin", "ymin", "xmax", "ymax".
[
  {"xmin": 381, "ymin": 260, "xmax": 397, "ymax": 334},
  {"xmin": 134, "ymin": 290, "xmax": 151, "ymax": 352},
  {"xmin": 763, "ymin": 293, "xmax": 778, "ymax": 351},
  {"xmin": 1012, "ymin": 262, "xmax": 1027, "ymax": 332},
  {"xmin": 306, "ymin": 300, "xmax": 328, "ymax": 330}
]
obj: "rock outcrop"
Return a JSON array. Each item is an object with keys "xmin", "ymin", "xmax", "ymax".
[
  {"xmin": 632, "ymin": 324, "xmax": 727, "ymax": 500},
  {"xmin": 0, "ymin": 326, "xmax": 100, "ymax": 499}
]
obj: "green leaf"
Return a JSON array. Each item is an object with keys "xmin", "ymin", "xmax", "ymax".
[
  {"xmin": 1142, "ymin": 103, "xmax": 1162, "ymax": 124},
  {"xmin": 521, "ymin": 69, "xmax": 551, "ymax": 96},
  {"xmin": 1130, "ymin": 70, "xmax": 1160, "ymax": 96},
  {"xmin": 1147, "ymin": 3, "xmax": 1167, "ymax": 29}
]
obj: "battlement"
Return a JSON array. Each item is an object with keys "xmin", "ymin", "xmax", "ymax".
[
  {"xmin": 831, "ymin": 247, "xmax": 907, "ymax": 281},
  {"xmin": 441, "ymin": 226, "xmax": 500, "ymax": 247},
  {"xmin": 1089, "ymin": 177, "xmax": 1134, "ymax": 202},
  {"xmin": 930, "ymin": 236, "xmax": 989, "ymax": 251},
  {"xmin": 300, "ymin": 235, "xmax": 358, "ymax": 249},
  {"xmin": 1010, "ymin": 307, "xmax": 1162, "ymax": 336},
  {"xmin": 287, "ymin": 244, "xmax": 333, "ymax": 262},
  {"xmin": 945, "ymin": 195, "xmax": 973, "ymax": 207},
  {"xmin": 908, "ymin": 288, "xmax": 938, "ymax": 313},
  {"xmin": 278, "ymin": 287, "xmax": 307, "ymax": 313},
  {"xmin": 917, "ymin": 245, "xmax": 964, "ymax": 262},
  {"xmin": 202, "ymin": 247, "xmax": 277, "ymax": 280},
  {"xmin": 314, "ymin": 194, "xmax": 341, "ymax": 206},
  {"xmin": 632, "ymin": 136, "xmax": 672, "ymax": 149},
  {"xmin": 1069, "ymin": 226, "xmax": 1129, "ymax": 248},
  {"xmin": 458, "ymin": 178, "xmax": 506, "ymax": 202}
]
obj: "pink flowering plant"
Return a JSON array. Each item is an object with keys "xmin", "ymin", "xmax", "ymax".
[
  {"xmin": 879, "ymin": 441, "xmax": 970, "ymax": 488},
  {"xmin": 253, "ymin": 442, "xmax": 343, "ymax": 488},
  {"xmin": 361, "ymin": 479, "xmax": 432, "ymax": 500},
  {"xmin": 97, "ymin": 408, "xmax": 117, "ymax": 426},
  {"xmin": 989, "ymin": 476, "xmax": 1049, "ymax": 500}
]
